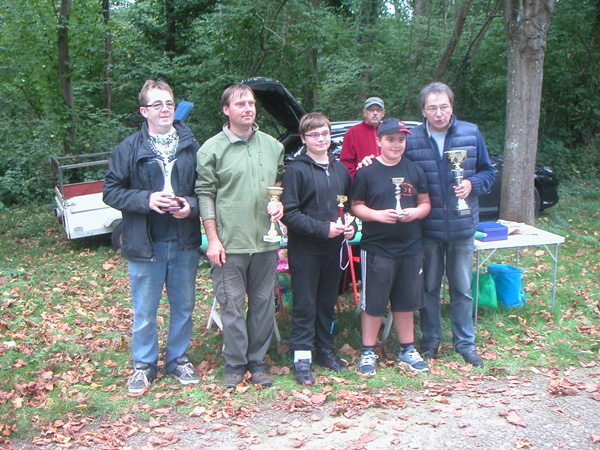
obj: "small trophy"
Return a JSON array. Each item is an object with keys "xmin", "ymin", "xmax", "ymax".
[
  {"xmin": 156, "ymin": 158, "xmax": 182, "ymax": 210},
  {"xmin": 391, "ymin": 177, "xmax": 405, "ymax": 214},
  {"xmin": 263, "ymin": 186, "xmax": 284, "ymax": 242},
  {"xmin": 445, "ymin": 150, "xmax": 471, "ymax": 216},
  {"xmin": 336, "ymin": 195, "xmax": 348, "ymax": 225},
  {"xmin": 344, "ymin": 213, "xmax": 356, "ymax": 227}
]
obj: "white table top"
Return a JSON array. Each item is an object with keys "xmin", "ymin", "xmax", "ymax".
[{"xmin": 474, "ymin": 227, "xmax": 565, "ymax": 251}]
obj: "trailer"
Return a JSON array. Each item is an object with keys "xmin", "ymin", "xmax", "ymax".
[{"xmin": 52, "ymin": 152, "xmax": 122, "ymax": 244}]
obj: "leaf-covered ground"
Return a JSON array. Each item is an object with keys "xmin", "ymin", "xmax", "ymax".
[{"xmin": 1, "ymin": 180, "xmax": 599, "ymax": 449}]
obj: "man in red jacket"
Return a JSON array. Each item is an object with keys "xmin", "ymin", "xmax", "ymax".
[{"xmin": 339, "ymin": 97, "xmax": 385, "ymax": 179}]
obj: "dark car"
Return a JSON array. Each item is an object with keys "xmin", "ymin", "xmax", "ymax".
[{"xmin": 243, "ymin": 77, "xmax": 559, "ymax": 215}]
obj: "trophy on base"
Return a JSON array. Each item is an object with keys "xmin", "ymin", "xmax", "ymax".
[
  {"xmin": 445, "ymin": 149, "xmax": 471, "ymax": 216},
  {"xmin": 263, "ymin": 186, "xmax": 285, "ymax": 242},
  {"xmin": 156, "ymin": 159, "xmax": 183, "ymax": 210},
  {"xmin": 391, "ymin": 177, "xmax": 405, "ymax": 215},
  {"xmin": 336, "ymin": 195, "xmax": 348, "ymax": 225}
]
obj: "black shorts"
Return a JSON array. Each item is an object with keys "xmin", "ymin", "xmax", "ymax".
[{"xmin": 359, "ymin": 249, "xmax": 425, "ymax": 316}]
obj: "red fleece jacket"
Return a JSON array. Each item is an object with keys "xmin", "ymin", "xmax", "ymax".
[{"xmin": 339, "ymin": 120, "xmax": 380, "ymax": 179}]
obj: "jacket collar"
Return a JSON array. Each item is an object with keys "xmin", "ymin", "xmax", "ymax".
[
  {"xmin": 222, "ymin": 123, "xmax": 259, "ymax": 143},
  {"xmin": 423, "ymin": 114, "xmax": 457, "ymax": 137}
]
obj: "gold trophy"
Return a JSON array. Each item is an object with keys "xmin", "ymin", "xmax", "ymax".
[
  {"xmin": 391, "ymin": 177, "xmax": 405, "ymax": 214},
  {"xmin": 263, "ymin": 186, "xmax": 284, "ymax": 242},
  {"xmin": 336, "ymin": 195, "xmax": 348, "ymax": 225},
  {"xmin": 445, "ymin": 149, "xmax": 471, "ymax": 216}
]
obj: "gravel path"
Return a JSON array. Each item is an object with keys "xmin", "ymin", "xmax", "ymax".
[{"xmin": 12, "ymin": 367, "xmax": 600, "ymax": 450}]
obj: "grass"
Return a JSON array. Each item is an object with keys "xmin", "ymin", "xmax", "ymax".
[{"xmin": 0, "ymin": 178, "xmax": 599, "ymax": 445}]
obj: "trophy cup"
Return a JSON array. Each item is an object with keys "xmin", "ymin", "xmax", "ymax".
[
  {"xmin": 344, "ymin": 213, "xmax": 356, "ymax": 227},
  {"xmin": 156, "ymin": 158, "xmax": 183, "ymax": 210},
  {"xmin": 391, "ymin": 177, "xmax": 405, "ymax": 214},
  {"xmin": 445, "ymin": 150, "xmax": 471, "ymax": 216},
  {"xmin": 336, "ymin": 195, "xmax": 348, "ymax": 225},
  {"xmin": 263, "ymin": 186, "xmax": 285, "ymax": 242}
]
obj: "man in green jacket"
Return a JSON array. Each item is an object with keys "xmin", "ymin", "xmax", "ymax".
[{"xmin": 196, "ymin": 83, "xmax": 285, "ymax": 388}]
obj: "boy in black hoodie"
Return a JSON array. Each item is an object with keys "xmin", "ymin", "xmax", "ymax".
[{"xmin": 281, "ymin": 113, "xmax": 355, "ymax": 385}]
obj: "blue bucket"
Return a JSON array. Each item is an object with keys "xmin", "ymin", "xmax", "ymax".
[{"xmin": 487, "ymin": 264, "xmax": 526, "ymax": 308}]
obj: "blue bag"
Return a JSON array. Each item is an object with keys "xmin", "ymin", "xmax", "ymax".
[{"xmin": 487, "ymin": 264, "xmax": 526, "ymax": 308}]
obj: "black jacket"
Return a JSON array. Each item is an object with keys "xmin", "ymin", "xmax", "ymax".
[
  {"xmin": 103, "ymin": 121, "xmax": 202, "ymax": 261},
  {"xmin": 281, "ymin": 153, "xmax": 352, "ymax": 255}
]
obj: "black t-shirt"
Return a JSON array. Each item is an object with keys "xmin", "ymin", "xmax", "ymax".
[
  {"xmin": 146, "ymin": 159, "xmax": 179, "ymax": 242},
  {"xmin": 351, "ymin": 157, "xmax": 429, "ymax": 258}
]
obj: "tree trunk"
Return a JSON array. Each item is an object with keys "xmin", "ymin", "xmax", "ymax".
[
  {"xmin": 302, "ymin": 0, "xmax": 320, "ymax": 111},
  {"xmin": 434, "ymin": 0, "xmax": 473, "ymax": 81},
  {"xmin": 102, "ymin": 0, "xmax": 112, "ymax": 112},
  {"xmin": 452, "ymin": 0, "xmax": 502, "ymax": 86},
  {"xmin": 358, "ymin": 0, "xmax": 381, "ymax": 97},
  {"xmin": 58, "ymin": 0, "xmax": 74, "ymax": 153},
  {"xmin": 500, "ymin": 0, "xmax": 555, "ymax": 224},
  {"xmin": 166, "ymin": 0, "xmax": 176, "ymax": 56}
]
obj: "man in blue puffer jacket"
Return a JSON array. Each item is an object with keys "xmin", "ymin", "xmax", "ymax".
[{"xmin": 405, "ymin": 82, "xmax": 495, "ymax": 367}]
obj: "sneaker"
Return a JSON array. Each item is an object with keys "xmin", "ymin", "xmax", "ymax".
[
  {"xmin": 358, "ymin": 351, "xmax": 378, "ymax": 376},
  {"xmin": 314, "ymin": 348, "xmax": 348, "ymax": 373},
  {"xmin": 460, "ymin": 350, "xmax": 484, "ymax": 367},
  {"xmin": 170, "ymin": 356, "xmax": 200, "ymax": 385},
  {"xmin": 294, "ymin": 360, "xmax": 315, "ymax": 386},
  {"xmin": 128, "ymin": 363, "xmax": 155, "ymax": 394},
  {"xmin": 399, "ymin": 347, "xmax": 429, "ymax": 373},
  {"xmin": 250, "ymin": 371, "xmax": 273, "ymax": 387},
  {"xmin": 223, "ymin": 373, "xmax": 244, "ymax": 388}
]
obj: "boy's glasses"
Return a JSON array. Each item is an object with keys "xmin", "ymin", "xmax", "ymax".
[{"xmin": 305, "ymin": 131, "xmax": 331, "ymax": 140}]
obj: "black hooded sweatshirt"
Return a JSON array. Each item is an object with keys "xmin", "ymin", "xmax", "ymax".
[{"xmin": 281, "ymin": 153, "xmax": 352, "ymax": 256}]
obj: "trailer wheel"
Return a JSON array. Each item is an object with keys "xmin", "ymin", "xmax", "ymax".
[{"xmin": 111, "ymin": 222, "xmax": 123, "ymax": 250}]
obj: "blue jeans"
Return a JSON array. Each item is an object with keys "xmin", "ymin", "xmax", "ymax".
[
  {"xmin": 419, "ymin": 237, "xmax": 475, "ymax": 354},
  {"xmin": 128, "ymin": 241, "xmax": 199, "ymax": 374}
]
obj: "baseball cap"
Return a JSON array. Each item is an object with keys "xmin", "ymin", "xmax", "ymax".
[
  {"xmin": 377, "ymin": 118, "xmax": 413, "ymax": 136},
  {"xmin": 364, "ymin": 97, "xmax": 384, "ymax": 109}
]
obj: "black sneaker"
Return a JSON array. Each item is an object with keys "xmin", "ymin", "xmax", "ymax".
[
  {"xmin": 169, "ymin": 356, "xmax": 200, "ymax": 385},
  {"xmin": 128, "ymin": 363, "xmax": 156, "ymax": 394},
  {"xmin": 460, "ymin": 350, "xmax": 484, "ymax": 367},
  {"xmin": 421, "ymin": 347, "xmax": 439, "ymax": 361},
  {"xmin": 314, "ymin": 348, "xmax": 348, "ymax": 372},
  {"xmin": 294, "ymin": 360, "xmax": 315, "ymax": 386}
]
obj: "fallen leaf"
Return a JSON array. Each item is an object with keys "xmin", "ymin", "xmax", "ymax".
[{"xmin": 502, "ymin": 410, "xmax": 528, "ymax": 427}]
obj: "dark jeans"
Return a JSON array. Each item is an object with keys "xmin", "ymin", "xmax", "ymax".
[{"xmin": 289, "ymin": 252, "xmax": 342, "ymax": 352}]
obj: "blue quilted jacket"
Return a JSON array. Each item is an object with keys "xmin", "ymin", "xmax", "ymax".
[{"xmin": 405, "ymin": 116, "xmax": 495, "ymax": 241}]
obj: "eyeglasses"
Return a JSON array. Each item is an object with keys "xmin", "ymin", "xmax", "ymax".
[
  {"xmin": 425, "ymin": 104, "xmax": 451, "ymax": 113},
  {"xmin": 144, "ymin": 101, "xmax": 176, "ymax": 111},
  {"xmin": 304, "ymin": 131, "xmax": 331, "ymax": 140},
  {"xmin": 366, "ymin": 107, "xmax": 384, "ymax": 113}
]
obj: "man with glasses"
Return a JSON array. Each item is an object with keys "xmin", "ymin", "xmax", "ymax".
[
  {"xmin": 104, "ymin": 79, "xmax": 202, "ymax": 394},
  {"xmin": 405, "ymin": 82, "xmax": 495, "ymax": 367},
  {"xmin": 340, "ymin": 97, "xmax": 385, "ymax": 179},
  {"xmin": 196, "ymin": 83, "xmax": 284, "ymax": 389}
]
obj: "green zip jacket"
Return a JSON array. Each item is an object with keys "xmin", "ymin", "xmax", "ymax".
[{"xmin": 195, "ymin": 124, "xmax": 285, "ymax": 254}]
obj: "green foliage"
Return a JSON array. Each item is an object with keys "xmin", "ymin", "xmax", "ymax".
[{"xmin": 1, "ymin": 0, "xmax": 599, "ymax": 206}]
